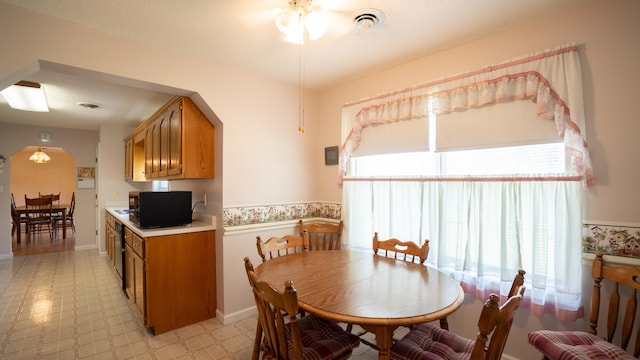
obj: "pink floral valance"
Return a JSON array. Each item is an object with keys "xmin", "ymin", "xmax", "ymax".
[{"xmin": 340, "ymin": 43, "xmax": 594, "ymax": 187}]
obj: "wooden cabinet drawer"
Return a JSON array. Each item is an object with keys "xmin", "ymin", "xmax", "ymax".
[
  {"xmin": 124, "ymin": 227, "xmax": 133, "ymax": 246},
  {"xmin": 131, "ymin": 231, "xmax": 145, "ymax": 258},
  {"xmin": 124, "ymin": 226, "xmax": 144, "ymax": 258}
]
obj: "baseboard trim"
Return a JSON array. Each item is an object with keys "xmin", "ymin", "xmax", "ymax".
[
  {"xmin": 75, "ymin": 244, "xmax": 98, "ymax": 251},
  {"xmin": 216, "ymin": 306, "xmax": 257, "ymax": 325},
  {"xmin": 0, "ymin": 252, "xmax": 13, "ymax": 260}
]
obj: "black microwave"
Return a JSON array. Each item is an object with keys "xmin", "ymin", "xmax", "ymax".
[{"xmin": 129, "ymin": 191, "xmax": 192, "ymax": 228}]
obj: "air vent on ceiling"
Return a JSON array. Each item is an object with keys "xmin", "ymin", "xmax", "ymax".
[{"xmin": 354, "ymin": 9, "xmax": 384, "ymax": 30}]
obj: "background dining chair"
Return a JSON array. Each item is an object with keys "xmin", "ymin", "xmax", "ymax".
[
  {"xmin": 10, "ymin": 193, "xmax": 28, "ymax": 243},
  {"xmin": 256, "ymin": 233, "xmax": 309, "ymax": 262},
  {"xmin": 39, "ymin": 192, "xmax": 61, "ymax": 205},
  {"xmin": 244, "ymin": 257, "xmax": 360, "ymax": 360},
  {"xmin": 54, "ymin": 192, "xmax": 76, "ymax": 236},
  {"xmin": 373, "ymin": 232, "xmax": 430, "ymax": 264},
  {"xmin": 390, "ymin": 269, "xmax": 526, "ymax": 360},
  {"xmin": 24, "ymin": 195, "xmax": 54, "ymax": 240},
  {"xmin": 528, "ymin": 253, "xmax": 640, "ymax": 359},
  {"xmin": 298, "ymin": 220, "xmax": 343, "ymax": 250}
]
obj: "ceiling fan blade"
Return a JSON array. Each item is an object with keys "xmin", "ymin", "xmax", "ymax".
[{"xmin": 324, "ymin": 10, "xmax": 356, "ymax": 39}]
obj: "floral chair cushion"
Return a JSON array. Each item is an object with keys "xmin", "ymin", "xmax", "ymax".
[
  {"xmin": 287, "ymin": 314, "xmax": 360, "ymax": 359},
  {"xmin": 390, "ymin": 324, "xmax": 475, "ymax": 360},
  {"xmin": 528, "ymin": 330, "xmax": 636, "ymax": 360}
]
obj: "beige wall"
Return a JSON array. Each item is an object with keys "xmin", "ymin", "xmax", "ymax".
[{"xmin": 1, "ymin": 1, "xmax": 639, "ymax": 358}]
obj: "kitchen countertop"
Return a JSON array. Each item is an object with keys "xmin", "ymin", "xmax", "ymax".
[{"xmin": 106, "ymin": 207, "xmax": 216, "ymax": 238}]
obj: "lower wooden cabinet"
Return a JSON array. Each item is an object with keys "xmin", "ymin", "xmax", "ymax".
[
  {"xmin": 123, "ymin": 226, "xmax": 216, "ymax": 335},
  {"xmin": 105, "ymin": 213, "xmax": 116, "ymax": 266},
  {"xmin": 124, "ymin": 227, "xmax": 146, "ymax": 322}
]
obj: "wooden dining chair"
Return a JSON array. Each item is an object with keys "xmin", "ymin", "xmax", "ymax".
[
  {"xmin": 256, "ymin": 232, "xmax": 309, "ymax": 263},
  {"xmin": 10, "ymin": 193, "xmax": 28, "ymax": 243},
  {"xmin": 373, "ymin": 232, "xmax": 430, "ymax": 264},
  {"xmin": 39, "ymin": 192, "xmax": 61, "ymax": 205},
  {"xmin": 24, "ymin": 195, "xmax": 54, "ymax": 239},
  {"xmin": 244, "ymin": 257, "xmax": 360, "ymax": 360},
  {"xmin": 390, "ymin": 269, "xmax": 526, "ymax": 360},
  {"xmin": 528, "ymin": 253, "xmax": 640, "ymax": 359},
  {"xmin": 298, "ymin": 220, "xmax": 344, "ymax": 250},
  {"xmin": 54, "ymin": 192, "xmax": 76, "ymax": 235}
]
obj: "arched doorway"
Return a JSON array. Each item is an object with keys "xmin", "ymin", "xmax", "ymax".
[{"xmin": 10, "ymin": 146, "xmax": 76, "ymax": 255}]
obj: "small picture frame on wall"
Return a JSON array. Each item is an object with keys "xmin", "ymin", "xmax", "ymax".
[{"xmin": 324, "ymin": 146, "xmax": 339, "ymax": 165}]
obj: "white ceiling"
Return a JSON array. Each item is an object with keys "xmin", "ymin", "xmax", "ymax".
[{"xmin": 0, "ymin": 0, "xmax": 594, "ymax": 131}]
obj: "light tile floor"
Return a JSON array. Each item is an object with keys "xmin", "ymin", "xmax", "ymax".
[{"xmin": 0, "ymin": 250, "xmax": 381, "ymax": 359}]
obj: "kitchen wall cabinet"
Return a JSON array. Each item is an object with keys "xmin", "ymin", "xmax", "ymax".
[{"xmin": 124, "ymin": 96, "xmax": 214, "ymax": 181}]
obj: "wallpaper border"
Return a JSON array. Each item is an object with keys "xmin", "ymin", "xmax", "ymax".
[
  {"xmin": 583, "ymin": 222, "xmax": 640, "ymax": 259},
  {"xmin": 223, "ymin": 202, "xmax": 341, "ymax": 227}
]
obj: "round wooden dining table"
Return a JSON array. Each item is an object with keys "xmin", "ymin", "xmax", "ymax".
[{"xmin": 254, "ymin": 249, "xmax": 464, "ymax": 360}]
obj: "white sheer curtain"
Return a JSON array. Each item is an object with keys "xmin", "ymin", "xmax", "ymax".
[
  {"xmin": 340, "ymin": 44, "xmax": 591, "ymax": 321},
  {"xmin": 344, "ymin": 178, "xmax": 583, "ymax": 320}
]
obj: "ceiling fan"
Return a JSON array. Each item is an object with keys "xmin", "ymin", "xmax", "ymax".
[{"xmin": 249, "ymin": 0, "xmax": 382, "ymax": 45}]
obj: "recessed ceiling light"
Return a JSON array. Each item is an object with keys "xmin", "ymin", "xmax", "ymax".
[
  {"xmin": 77, "ymin": 102, "xmax": 101, "ymax": 109},
  {"xmin": 353, "ymin": 9, "xmax": 384, "ymax": 30}
]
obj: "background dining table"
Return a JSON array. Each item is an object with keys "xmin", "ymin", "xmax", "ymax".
[
  {"xmin": 254, "ymin": 249, "xmax": 464, "ymax": 360},
  {"xmin": 13, "ymin": 203, "xmax": 69, "ymax": 242}
]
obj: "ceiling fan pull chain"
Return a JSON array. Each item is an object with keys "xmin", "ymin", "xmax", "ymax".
[{"xmin": 298, "ymin": 25, "xmax": 306, "ymax": 133}]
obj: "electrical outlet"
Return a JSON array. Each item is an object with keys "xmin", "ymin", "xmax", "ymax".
[{"xmin": 203, "ymin": 193, "xmax": 207, "ymax": 206}]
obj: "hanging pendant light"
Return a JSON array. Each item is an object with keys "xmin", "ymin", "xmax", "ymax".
[{"xmin": 29, "ymin": 147, "xmax": 51, "ymax": 163}]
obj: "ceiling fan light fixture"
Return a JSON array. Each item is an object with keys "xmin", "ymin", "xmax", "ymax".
[
  {"xmin": 0, "ymin": 80, "xmax": 50, "ymax": 112},
  {"xmin": 275, "ymin": 0, "xmax": 327, "ymax": 44}
]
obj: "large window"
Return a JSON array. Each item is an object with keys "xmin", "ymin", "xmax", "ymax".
[{"xmin": 341, "ymin": 45, "xmax": 591, "ymax": 321}]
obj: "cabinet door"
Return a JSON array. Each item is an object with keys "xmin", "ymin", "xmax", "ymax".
[
  {"xmin": 158, "ymin": 110, "xmax": 170, "ymax": 177},
  {"xmin": 167, "ymin": 101, "xmax": 182, "ymax": 176},
  {"xmin": 124, "ymin": 138, "xmax": 133, "ymax": 180},
  {"xmin": 151, "ymin": 119, "xmax": 161, "ymax": 178},
  {"xmin": 133, "ymin": 252, "xmax": 145, "ymax": 322},
  {"xmin": 125, "ymin": 243, "xmax": 135, "ymax": 301},
  {"xmin": 106, "ymin": 225, "xmax": 115, "ymax": 266},
  {"xmin": 144, "ymin": 125, "xmax": 154, "ymax": 178}
]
